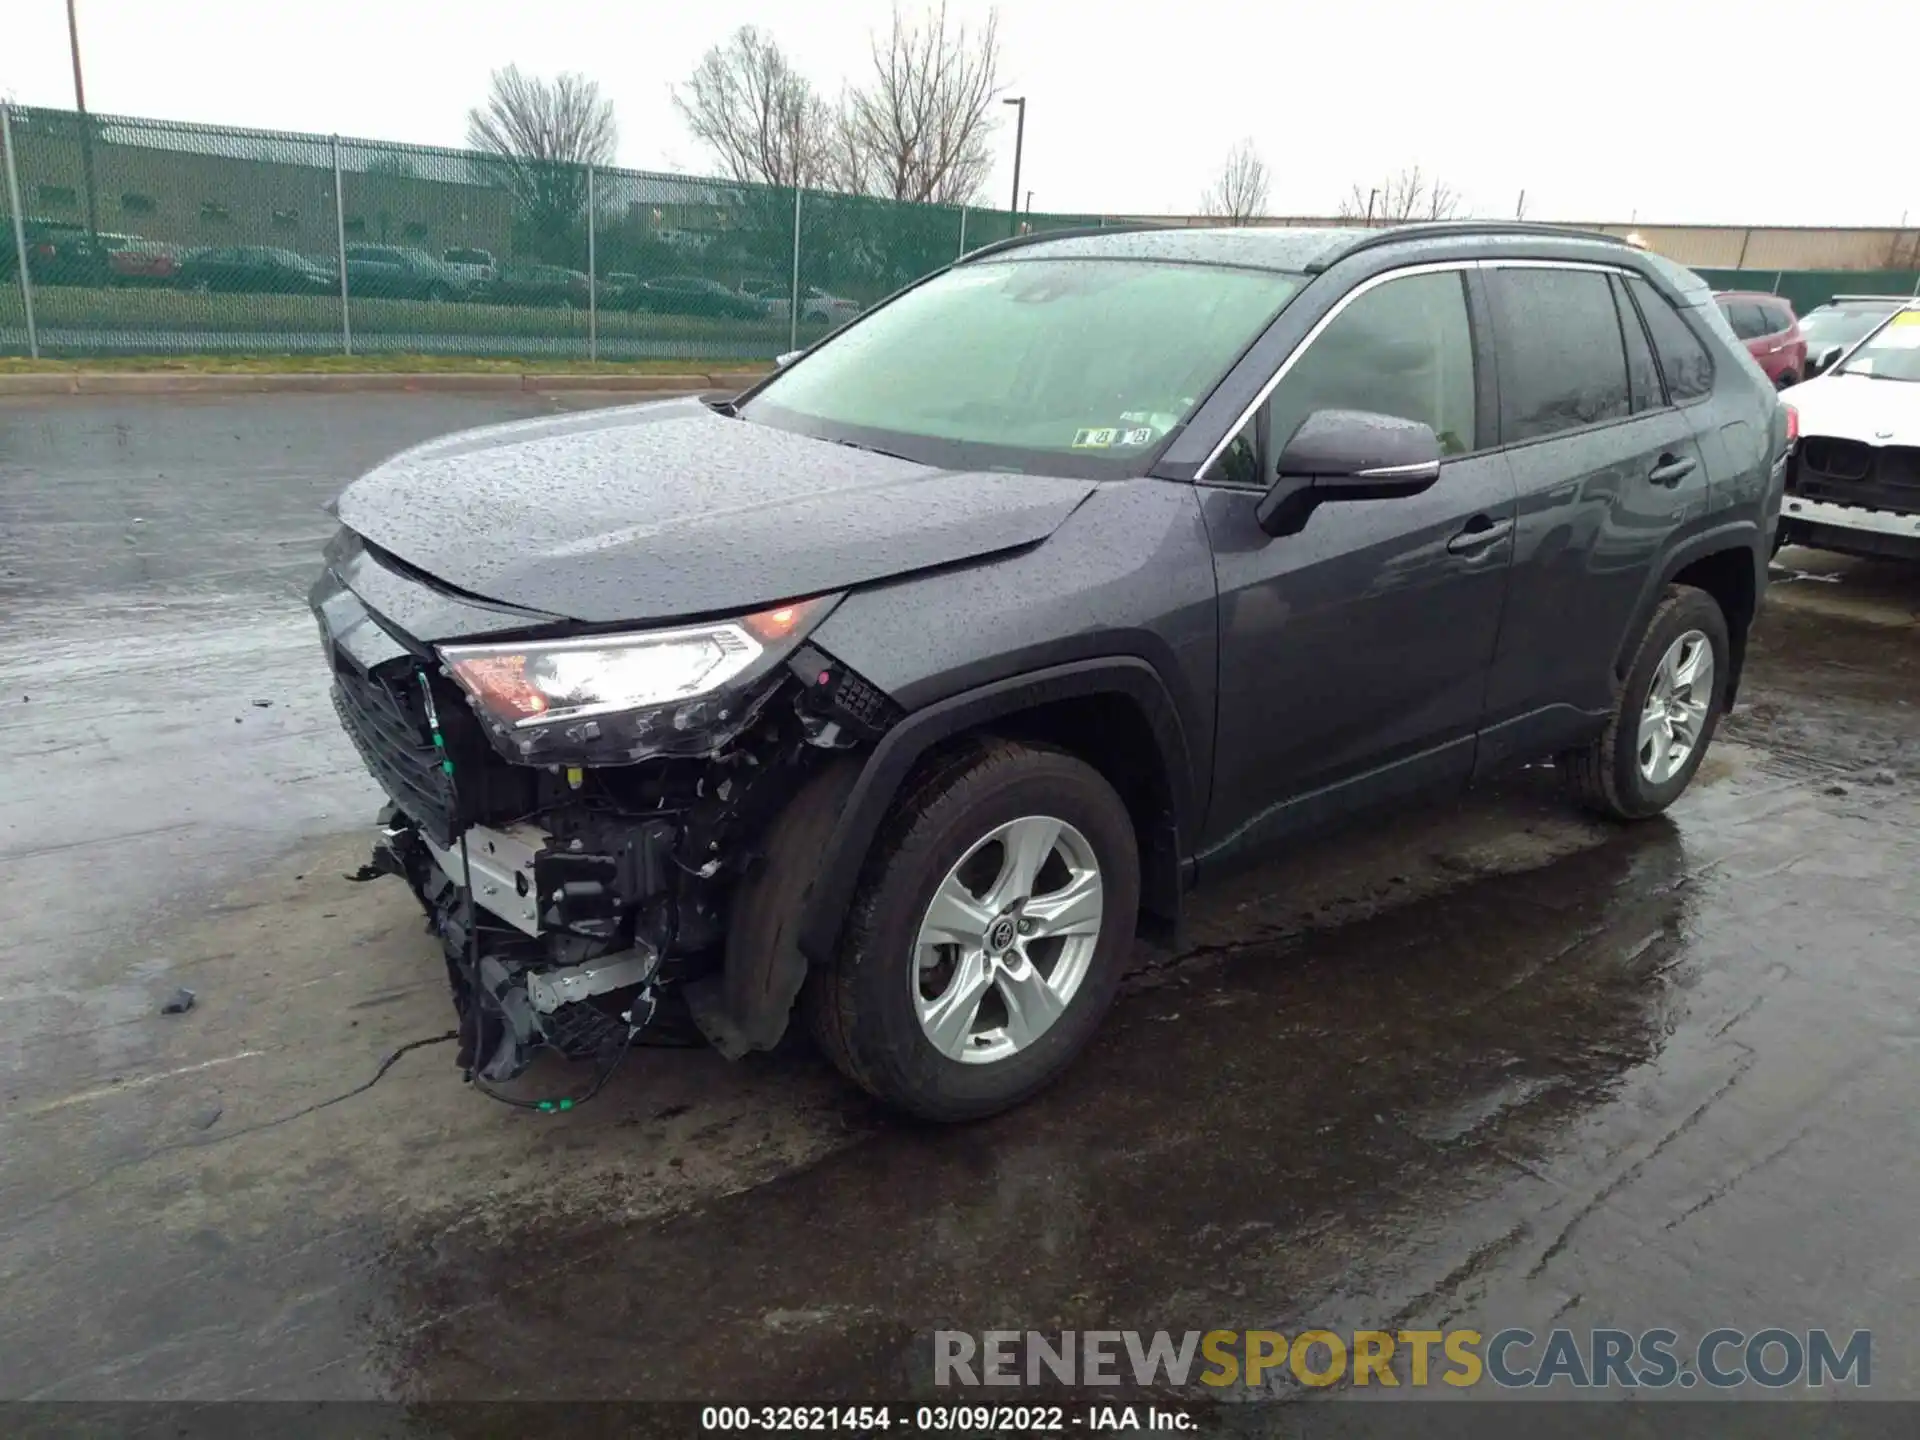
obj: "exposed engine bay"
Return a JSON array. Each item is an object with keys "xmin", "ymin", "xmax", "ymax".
[{"xmin": 319, "ymin": 548, "xmax": 900, "ymax": 1103}]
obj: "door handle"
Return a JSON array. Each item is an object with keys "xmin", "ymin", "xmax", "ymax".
[
  {"xmin": 1446, "ymin": 516, "xmax": 1514, "ymax": 555},
  {"xmin": 1648, "ymin": 454, "xmax": 1697, "ymax": 487}
]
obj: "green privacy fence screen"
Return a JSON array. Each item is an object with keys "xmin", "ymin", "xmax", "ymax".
[
  {"xmin": 1694, "ymin": 268, "xmax": 1920, "ymax": 317},
  {"xmin": 0, "ymin": 104, "xmax": 1111, "ymax": 362}
]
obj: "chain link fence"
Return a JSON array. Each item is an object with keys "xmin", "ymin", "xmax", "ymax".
[{"xmin": 1, "ymin": 104, "xmax": 1110, "ymax": 362}]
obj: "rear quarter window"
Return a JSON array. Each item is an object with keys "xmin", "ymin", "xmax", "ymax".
[{"xmin": 1629, "ymin": 277, "xmax": 1716, "ymax": 403}]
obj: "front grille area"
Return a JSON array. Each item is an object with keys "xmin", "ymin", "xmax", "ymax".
[
  {"xmin": 1797, "ymin": 438, "xmax": 1920, "ymax": 516},
  {"xmin": 330, "ymin": 655, "xmax": 460, "ymax": 844}
]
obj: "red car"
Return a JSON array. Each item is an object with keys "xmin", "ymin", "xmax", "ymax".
[
  {"xmin": 103, "ymin": 235, "xmax": 184, "ymax": 286},
  {"xmin": 1714, "ymin": 292, "xmax": 1806, "ymax": 388}
]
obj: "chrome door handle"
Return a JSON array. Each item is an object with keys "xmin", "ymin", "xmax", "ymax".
[
  {"xmin": 1649, "ymin": 454, "xmax": 1698, "ymax": 487},
  {"xmin": 1447, "ymin": 516, "xmax": 1514, "ymax": 555}
]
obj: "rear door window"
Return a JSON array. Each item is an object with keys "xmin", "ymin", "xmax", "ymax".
[
  {"xmin": 1727, "ymin": 302, "xmax": 1772, "ymax": 340},
  {"xmin": 1487, "ymin": 268, "xmax": 1632, "ymax": 442},
  {"xmin": 1628, "ymin": 277, "xmax": 1716, "ymax": 402}
]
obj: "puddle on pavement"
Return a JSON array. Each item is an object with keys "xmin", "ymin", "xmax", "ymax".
[{"xmin": 366, "ymin": 823, "xmax": 1704, "ymax": 1399}]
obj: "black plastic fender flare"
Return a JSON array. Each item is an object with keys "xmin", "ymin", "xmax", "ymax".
[
  {"xmin": 1614, "ymin": 520, "xmax": 1767, "ymax": 706},
  {"xmin": 795, "ymin": 656, "xmax": 1198, "ymax": 967}
]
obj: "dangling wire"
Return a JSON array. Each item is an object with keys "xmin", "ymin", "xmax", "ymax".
[{"xmin": 471, "ymin": 987, "xmax": 656, "ymax": 1113}]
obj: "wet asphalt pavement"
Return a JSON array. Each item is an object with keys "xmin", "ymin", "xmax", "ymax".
[{"xmin": 1, "ymin": 395, "xmax": 1917, "ymax": 1407}]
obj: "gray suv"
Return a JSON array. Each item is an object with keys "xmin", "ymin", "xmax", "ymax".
[{"xmin": 312, "ymin": 222, "xmax": 1787, "ymax": 1120}]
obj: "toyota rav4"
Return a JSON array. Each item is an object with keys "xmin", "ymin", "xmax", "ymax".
[{"xmin": 312, "ymin": 222, "xmax": 1788, "ymax": 1120}]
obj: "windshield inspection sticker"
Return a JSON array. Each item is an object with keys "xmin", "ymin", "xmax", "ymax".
[
  {"xmin": 1878, "ymin": 313, "xmax": 1920, "ymax": 348},
  {"xmin": 1072, "ymin": 427, "xmax": 1119, "ymax": 448},
  {"xmin": 1122, "ymin": 426, "xmax": 1156, "ymax": 446}
]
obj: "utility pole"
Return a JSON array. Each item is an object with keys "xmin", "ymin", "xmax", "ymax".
[
  {"xmin": 1003, "ymin": 96, "xmax": 1026, "ymax": 236},
  {"xmin": 67, "ymin": 0, "xmax": 101, "ymax": 244}
]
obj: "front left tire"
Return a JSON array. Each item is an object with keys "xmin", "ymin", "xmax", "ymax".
[{"xmin": 806, "ymin": 739, "xmax": 1140, "ymax": 1121}]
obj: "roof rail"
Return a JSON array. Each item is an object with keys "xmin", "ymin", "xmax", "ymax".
[
  {"xmin": 1307, "ymin": 220, "xmax": 1634, "ymax": 273},
  {"xmin": 1828, "ymin": 292, "xmax": 1920, "ymax": 303},
  {"xmin": 956, "ymin": 222, "xmax": 1164, "ymax": 264}
]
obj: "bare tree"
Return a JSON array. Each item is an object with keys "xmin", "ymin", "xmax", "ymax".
[
  {"xmin": 466, "ymin": 65, "xmax": 617, "ymax": 259},
  {"xmin": 1338, "ymin": 166, "xmax": 1462, "ymax": 225},
  {"xmin": 1198, "ymin": 139, "xmax": 1270, "ymax": 225},
  {"xmin": 846, "ymin": 4, "xmax": 1004, "ymax": 205},
  {"xmin": 674, "ymin": 27, "xmax": 832, "ymax": 187},
  {"xmin": 820, "ymin": 94, "xmax": 877, "ymax": 196}
]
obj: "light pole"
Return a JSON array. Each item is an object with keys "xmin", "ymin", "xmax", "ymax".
[
  {"xmin": 1003, "ymin": 95, "xmax": 1025, "ymax": 234},
  {"xmin": 67, "ymin": 0, "xmax": 100, "ymax": 244}
]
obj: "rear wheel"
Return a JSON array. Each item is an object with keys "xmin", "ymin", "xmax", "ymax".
[
  {"xmin": 807, "ymin": 740, "xmax": 1140, "ymax": 1121},
  {"xmin": 1561, "ymin": 585, "xmax": 1729, "ymax": 820}
]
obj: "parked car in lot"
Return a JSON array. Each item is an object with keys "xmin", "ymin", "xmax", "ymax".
[
  {"xmin": 312, "ymin": 222, "xmax": 1785, "ymax": 1121},
  {"xmin": 627, "ymin": 274, "xmax": 766, "ymax": 319},
  {"xmin": 1778, "ymin": 301, "xmax": 1920, "ymax": 562},
  {"xmin": 1715, "ymin": 292, "xmax": 1806, "ymax": 388},
  {"xmin": 343, "ymin": 244, "xmax": 467, "ymax": 301},
  {"xmin": 176, "ymin": 246, "xmax": 335, "ymax": 296},
  {"xmin": 99, "ymin": 234, "xmax": 184, "ymax": 286},
  {"xmin": 738, "ymin": 277, "xmax": 791, "ymax": 320},
  {"xmin": 441, "ymin": 247, "xmax": 497, "ymax": 290},
  {"xmin": 0, "ymin": 219, "xmax": 111, "ymax": 286},
  {"xmin": 800, "ymin": 286, "xmax": 861, "ymax": 325},
  {"xmin": 1796, "ymin": 294, "xmax": 1913, "ymax": 376},
  {"xmin": 486, "ymin": 260, "xmax": 590, "ymax": 309}
]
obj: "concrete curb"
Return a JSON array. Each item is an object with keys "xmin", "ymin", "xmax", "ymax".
[{"xmin": 0, "ymin": 370, "xmax": 769, "ymax": 397}]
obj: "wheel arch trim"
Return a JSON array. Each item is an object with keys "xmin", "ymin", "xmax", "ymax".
[
  {"xmin": 796, "ymin": 656, "xmax": 1196, "ymax": 966},
  {"xmin": 1616, "ymin": 522, "xmax": 1766, "ymax": 705}
]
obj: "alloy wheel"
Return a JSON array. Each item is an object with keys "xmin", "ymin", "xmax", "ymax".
[
  {"xmin": 1638, "ymin": 629, "xmax": 1714, "ymax": 784},
  {"xmin": 912, "ymin": 815, "xmax": 1104, "ymax": 1065}
]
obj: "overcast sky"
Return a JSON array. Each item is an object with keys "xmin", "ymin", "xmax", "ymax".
[{"xmin": 3, "ymin": 0, "xmax": 1915, "ymax": 226}]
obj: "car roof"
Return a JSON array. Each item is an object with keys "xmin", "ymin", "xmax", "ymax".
[
  {"xmin": 1715, "ymin": 290, "xmax": 1790, "ymax": 303},
  {"xmin": 965, "ymin": 220, "xmax": 1642, "ymax": 275},
  {"xmin": 1818, "ymin": 294, "xmax": 1918, "ymax": 307}
]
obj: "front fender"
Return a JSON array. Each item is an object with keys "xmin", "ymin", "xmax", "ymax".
[{"xmin": 795, "ymin": 657, "xmax": 1196, "ymax": 966}]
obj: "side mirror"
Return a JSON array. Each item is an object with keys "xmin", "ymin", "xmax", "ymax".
[
  {"xmin": 774, "ymin": 350, "xmax": 803, "ymax": 369},
  {"xmin": 1808, "ymin": 344, "xmax": 1843, "ymax": 377},
  {"xmin": 1256, "ymin": 408, "xmax": 1443, "ymax": 537}
]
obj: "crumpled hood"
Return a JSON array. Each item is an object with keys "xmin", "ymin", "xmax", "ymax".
[
  {"xmin": 333, "ymin": 397, "xmax": 1097, "ymax": 624},
  {"xmin": 1783, "ymin": 372, "xmax": 1920, "ymax": 447}
]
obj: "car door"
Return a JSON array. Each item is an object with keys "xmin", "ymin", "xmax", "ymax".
[
  {"xmin": 1476, "ymin": 263, "xmax": 1713, "ymax": 769},
  {"xmin": 1196, "ymin": 265, "xmax": 1518, "ymax": 863}
]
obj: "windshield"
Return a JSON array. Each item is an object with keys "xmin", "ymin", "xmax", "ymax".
[
  {"xmin": 742, "ymin": 258, "xmax": 1303, "ymax": 475},
  {"xmin": 1801, "ymin": 307, "xmax": 1891, "ymax": 351},
  {"xmin": 1836, "ymin": 309, "xmax": 1920, "ymax": 381}
]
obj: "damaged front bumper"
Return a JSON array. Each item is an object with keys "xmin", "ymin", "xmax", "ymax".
[
  {"xmin": 369, "ymin": 808, "xmax": 664, "ymax": 1084},
  {"xmin": 315, "ymin": 529, "xmax": 900, "ymax": 1095}
]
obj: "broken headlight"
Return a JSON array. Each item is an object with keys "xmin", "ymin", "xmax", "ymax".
[{"xmin": 440, "ymin": 596, "xmax": 835, "ymax": 765}]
